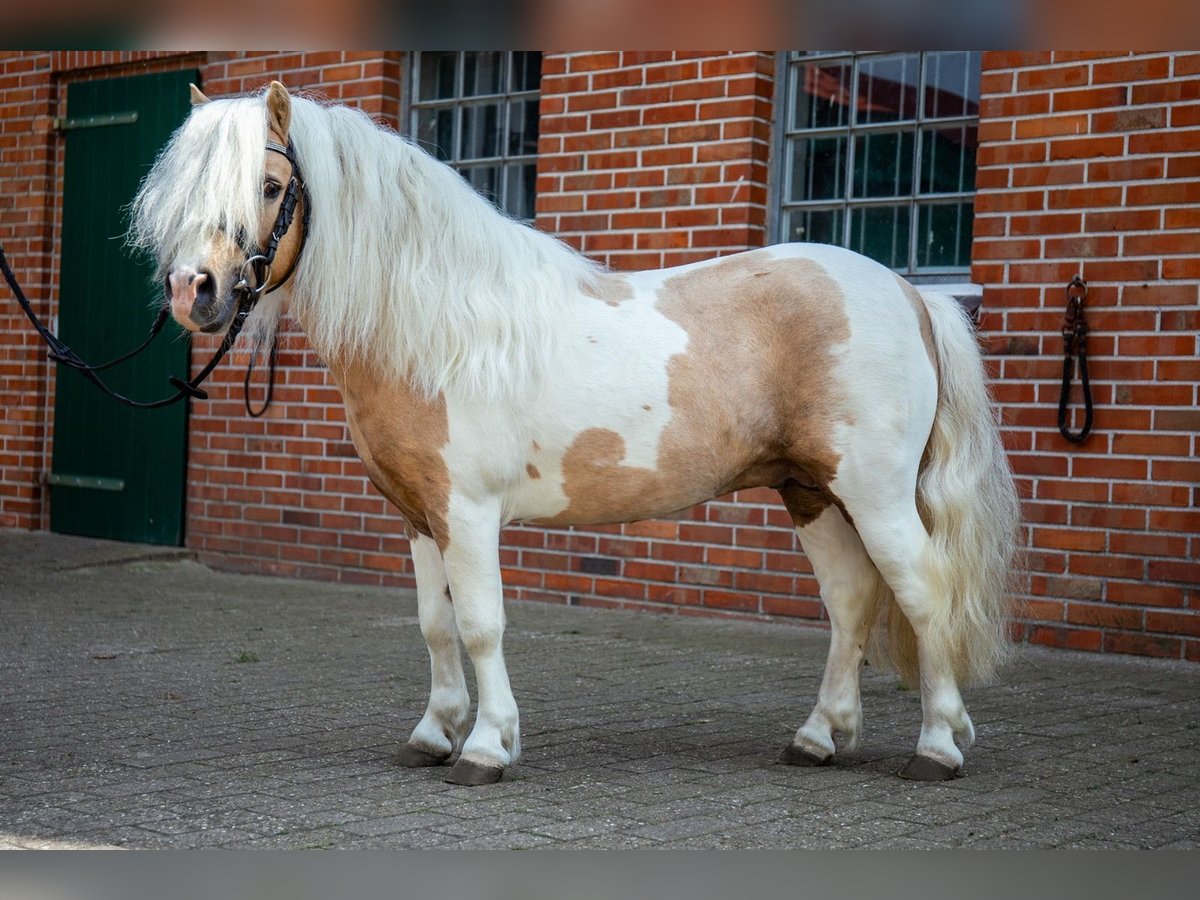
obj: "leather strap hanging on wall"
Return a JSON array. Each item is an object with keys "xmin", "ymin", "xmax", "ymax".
[{"xmin": 1057, "ymin": 275, "xmax": 1094, "ymax": 444}]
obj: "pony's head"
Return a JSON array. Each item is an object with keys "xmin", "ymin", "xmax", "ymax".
[{"xmin": 131, "ymin": 81, "xmax": 306, "ymax": 336}]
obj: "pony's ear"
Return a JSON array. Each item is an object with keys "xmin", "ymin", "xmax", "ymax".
[
  {"xmin": 265, "ymin": 81, "xmax": 292, "ymax": 139},
  {"xmin": 189, "ymin": 83, "xmax": 210, "ymax": 106}
]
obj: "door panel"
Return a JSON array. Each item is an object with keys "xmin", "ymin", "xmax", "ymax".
[{"xmin": 51, "ymin": 69, "xmax": 197, "ymax": 545}]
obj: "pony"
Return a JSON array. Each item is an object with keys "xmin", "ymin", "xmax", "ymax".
[{"xmin": 131, "ymin": 81, "xmax": 1019, "ymax": 785}]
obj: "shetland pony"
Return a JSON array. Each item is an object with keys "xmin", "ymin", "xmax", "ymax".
[{"xmin": 132, "ymin": 82, "xmax": 1018, "ymax": 785}]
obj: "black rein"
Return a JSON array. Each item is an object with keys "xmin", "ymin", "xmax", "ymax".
[{"xmin": 0, "ymin": 138, "xmax": 308, "ymax": 413}]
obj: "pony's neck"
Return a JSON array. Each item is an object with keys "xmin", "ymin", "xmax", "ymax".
[{"xmin": 286, "ymin": 100, "xmax": 600, "ymax": 402}]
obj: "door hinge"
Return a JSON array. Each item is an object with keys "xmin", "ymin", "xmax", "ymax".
[
  {"xmin": 52, "ymin": 111, "xmax": 138, "ymax": 131},
  {"xmin": 46, "ymin": 472, "xmax": 126, "ymax": 491}
]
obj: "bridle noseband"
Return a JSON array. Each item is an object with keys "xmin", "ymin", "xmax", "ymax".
[{"xmin": 0, "ymin": 136, "xmax": 311, "ymax": 412}]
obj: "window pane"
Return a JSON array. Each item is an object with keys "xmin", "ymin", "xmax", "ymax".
[
  {"xmin": 856, "ymin": 53, "xmax": 919, "ymax": 124},
  {"xmin": 418, "ymin": 51, "xmax": 457, "ymax": 101},
  {"xmin": 415, "ymin": 106, "xmax": 455, "ymax": 161},
  {"xmin": 507, "ymin": 98, "xmax": 540, "ymax": 156},
  {"xmin": 917, "ymin": 202, "xmax": 974, "ymax": 268},
  {"xmin": 924, "ymin": 51, "xmax": 979, "ymax": 119},
  {"xmin": 464, "ymin": 51, "xmax": 504, "ymax": 96},
  {"xmin": 511, "ymin": 52, "xmax": 542, "ymax": 92},
  {"xmin": 788, "ymin": 135, "xmax": 848, "ymax": 202},
  {"xmin": 849, "ymin": 205, "xmax": 911, "ymax": 269},
  {"xmin": 852, "ymin": 130, "xmax": 914, "ymax": 198},
  {"xmin": 792, "ymin": 60, "xmax": 852, "ymax": 130},
  {"xmin": 505, "ymin": 163, "xmax": 537, "ymax": 220},
  {"xmin": 920, "ymin": 124, "xmax": 978, "ymax": 195},
  {"xmin": 462, "ymin": 104, "xmax": 503, "ymax": 160},
  {"xmin": 465, "ymin": 165, "xmax": 501, "ymax": 203},
  {"xmin": 785, "ymin": 207, "xmax": 843, "ymax": 245}
]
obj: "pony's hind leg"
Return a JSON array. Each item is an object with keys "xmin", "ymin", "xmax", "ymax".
[
  {"xmin": 779, "ymin": 501, "xmax": 881, "ymax": 766},
  {"xmin": 849, "ymin": 501, "xmax": 975, "ymax": 780},
  {"xmin": 396, "ymin": 534, "xmax": 471, "ymax": 768}
]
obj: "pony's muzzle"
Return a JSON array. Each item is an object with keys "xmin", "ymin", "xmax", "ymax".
[{"xmin": 167, "ymin": 267, "xmax": 223, "ymax": 333}]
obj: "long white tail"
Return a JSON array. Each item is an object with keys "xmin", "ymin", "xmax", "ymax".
[{"xmin": 871, "ymin": 291, "xmax": 1020, "ymax": 687}]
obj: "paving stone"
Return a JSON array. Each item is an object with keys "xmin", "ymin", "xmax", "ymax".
[{"xmin": 2, "ymin": 529, "xmax": 1199, "ymax": 849}]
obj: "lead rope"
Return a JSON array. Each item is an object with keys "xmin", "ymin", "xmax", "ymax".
[
  {"xmin": 1057, "ymin": 275, "xmax": 1093, "ymax": 444},
  {"xmin": 1, "ymin": 242, "xmax": 255, "ymax": 409},
  {"xmin": 0, "ymin": 139, "xmax": 307, "ymax": 414}
]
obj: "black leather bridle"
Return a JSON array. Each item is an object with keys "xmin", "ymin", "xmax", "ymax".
[{"xmin": 0, "ymin": 138, "xmax": 309, "ymax": 413}]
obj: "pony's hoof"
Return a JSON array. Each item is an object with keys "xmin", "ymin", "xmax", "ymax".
[
  {"xmin": 394, "ymin": 744, "xmax": 450, "ymax": 768},
  {"xmin": 445, "ymin": 758, "xmax": 505, "ymax": 786},
  {"xmin": 779, "ymin": 744, "xmax": 832, "ymax": 767},
  {"xmin": 898, "ymin": 754, "xmax": 960, "ymax": 781}
]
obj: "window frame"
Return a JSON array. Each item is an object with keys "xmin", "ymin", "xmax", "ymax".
[
  {"xmin": 408, "ymin": 51, "xmax": 542, "ymax": 223},
  {"xmin": 769, "ymin": 50, "xmax": 981, "ymax": 281}
]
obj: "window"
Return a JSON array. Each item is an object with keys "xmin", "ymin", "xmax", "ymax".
[
  {"xmin": 775, "ymin": 51, "xmax": 981, "ymax": 277},
  {"xmin": 410, "ymin": 51, "xmax": 542, "ymax": 223}
]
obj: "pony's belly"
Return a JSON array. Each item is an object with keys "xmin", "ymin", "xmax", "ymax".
[{"xmin": 505, "ymin": 432, "xmax": 803, "ymax": 528}]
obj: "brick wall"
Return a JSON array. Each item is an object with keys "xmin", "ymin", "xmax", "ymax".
[
  {"xmin": 974, "ymin": 51, "xmax": 1199, "ymax": 660},
  {"xmin": 536, "ymin": 51, "xmax": 775, "ymax": 267},
  {"xmin": 0, "ymin": 52, "xmax": 55, "ymax": 529}
]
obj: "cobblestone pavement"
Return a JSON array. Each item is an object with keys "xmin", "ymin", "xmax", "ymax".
[{"xmin": 1, "ymin": 529, "xmax": 1197, "ymax": 849}]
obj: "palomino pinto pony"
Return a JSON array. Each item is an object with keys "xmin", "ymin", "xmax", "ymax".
[{"xmin": 133, "ymin": 82, "xmax": 1019, "ymax": 786}]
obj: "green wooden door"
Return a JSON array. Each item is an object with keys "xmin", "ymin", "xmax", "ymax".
[{"xmin": 50, "ymin": 70, "xmax": 198, "ymax": 545}]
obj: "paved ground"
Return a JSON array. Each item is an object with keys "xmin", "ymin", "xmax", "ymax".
[{"xmin": 1, "ymin": 529, "xmax": 1197, "ymax": 849}]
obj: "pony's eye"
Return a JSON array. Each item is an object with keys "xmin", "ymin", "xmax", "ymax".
[{"xmin": 263, "ymin": 181, "xmax": 282, "ymax": 200}]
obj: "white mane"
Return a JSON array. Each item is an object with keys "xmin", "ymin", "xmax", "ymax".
[{"xmin": 131, "ymin": 90, "xmax": 603, "ymax": 400}]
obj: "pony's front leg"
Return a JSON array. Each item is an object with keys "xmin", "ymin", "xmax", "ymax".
[
  {"xmin": 441, "ymin": 498, "xmax": 520, "ymax": 786},
  {"xmin": 396, "ymin": 534, "xmax": 471, "ymax": 767}
]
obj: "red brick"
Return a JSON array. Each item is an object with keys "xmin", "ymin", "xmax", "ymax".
[
  {"xmin": 1017, "ymin": 66, "xmax": 1089, "ymax": 91},
  {"xmin": 1067, "ymin": 602, "xmax": 1143, "ymax": 629},
  {"xmin": 1131, "ymin": 80, "xmax": 1200, "ymax": 105},
  {"xmin": 1052, "ymin": 86, "xmax": 1128, "ymax": 112},
  {"xmin": 1145, "ymin": 611, "xmax": 1200, "ymax": 638},
  {"xmin": 1110, "ymin": 532, "xmax": 1189, "ymax": 558},
  {"xmin": 1103, "ymin": 632, "xmax": 1182, "ymax": 659},
  {"xmin": 1091, "ymin": 56, "xmax": 1171, "ymax": 83},
  {"xmin": 1027, "ymin": 626, "xmax": 1103, "ymax": 653},
  {"xmin": 1013, "ymin": 114, "xmax": 1089, "ymax": 140},
  {"xmin": 1088, "ymin": 157, "xmax": 1165, "ymax": 182},
  {"xmin": 1049, "ymin": 136, "xmax": 1126, "ymax": 160},
  {"xmin": 1107, "ymin": 582, "xmax": 1188, "ymax": 608},
  {"xmin": 986, "ymin": 52, "xmax": 1053, "ymax": 69},
  {"xmin": 1127, "ymin": 181, "xmax": 1200, "ymax": 206},
  {"xmin": 1085, "ymin": 209, "xmax": 1161, "ymax": 232},
  {"xmin": 1129, "ymin": 128, "xmax": 1200, "ymax": 154},
  {"xmin": 568, "ymin": 53, "xmax": 621, "ymax": 73}
]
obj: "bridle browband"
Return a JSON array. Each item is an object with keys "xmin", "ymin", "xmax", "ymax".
[{"xmin": 0, "ymin": 137, "xmax": 310, "ymax": 413}]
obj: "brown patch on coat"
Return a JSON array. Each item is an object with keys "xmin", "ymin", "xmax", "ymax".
[
  {"xmin": 581, "ymin": 273, "xmax": 635, "ymax": 306},
  {"xmin": 335, "ymin": 361, "xmax": 453, "ymax": 550},
  {"xmin": 893, "ymin": 274, "xmax": 937, "ymax": 377},
  {"xmin": 541, "ymin": 251, "xmax": 853, "ymax": 528},
  {"xmin": 526, "ymin": 463, "xmax": 541, "ymax": 479}
]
